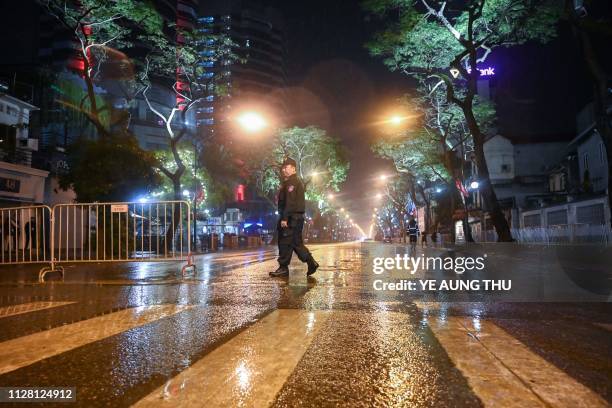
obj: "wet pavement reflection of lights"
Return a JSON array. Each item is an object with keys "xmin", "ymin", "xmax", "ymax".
[{"xmin": 306, "ymin": 312, "xmax": 316, "ymax": 334}]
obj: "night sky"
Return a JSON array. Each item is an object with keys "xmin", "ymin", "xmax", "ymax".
[
  {"xmin": 266, "ymin": 0, "xmax": 414, "ymax": 228},
  {"xmin": 264, "ymin": 0, "xmax": 592, "ymax": 229}
]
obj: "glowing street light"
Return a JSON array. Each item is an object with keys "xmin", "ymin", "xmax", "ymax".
[
  {"xmin": 375, "ymin": 193, "xmax": 382, "ymax": 199},
  {"xmin": 470, "ymin": 181, "xmax": 480, "ymax": 189},
  {"xmin": 389, "ymin": 115, "xmax": 404, "ymax": 125},
  {"xmin": 340, "ymin": 208, "xmax": 345, "ymax": 212},
  {"xmin": 327, "ymin": 193, "xmax": 334, "ymax": 200},
  {"xmin": 182, "ymin": 189, "xmax": 191, "ymax": 197},
  {"xmin": 237, "ymin": 111, "xmax": 266, "ymax": 132},
  {"xmin": 379, "ymin": 174, "xmax": 388, "ymax": 181}
]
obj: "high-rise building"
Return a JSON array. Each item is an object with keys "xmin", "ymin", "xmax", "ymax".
[{"xmin": 196, "ymin": 0, "xmax": 288, "ymax": 138}]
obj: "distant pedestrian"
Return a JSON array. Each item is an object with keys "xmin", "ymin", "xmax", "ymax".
[
  {"xmin": 421, "ymin": 229, "xmax": 428, "ymax": 248},
  {"xmin": 406, "ymin": 217, "xmax": 419, "ymax": 254},
  {"xmin": 25, "ymin": 217, "xmax": 37, "ymax": 250}
]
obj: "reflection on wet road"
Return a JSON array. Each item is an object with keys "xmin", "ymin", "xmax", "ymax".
[{"xmin": 0, "ymin": 242, "xmax": 609, "ymax": 407}]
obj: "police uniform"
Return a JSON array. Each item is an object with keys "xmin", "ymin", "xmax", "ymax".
[{"xmin": 270, "ymin": 158, "xmax": 319, "ymax": 277}]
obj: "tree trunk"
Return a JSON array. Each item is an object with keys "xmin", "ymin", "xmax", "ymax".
[
  {"xmin": 464, "ymin": 107, "xmax": 514, "ymax": 242},
  {"xmin": 462, "ymin": 196, "xmax": 474, "ymax": 243}
]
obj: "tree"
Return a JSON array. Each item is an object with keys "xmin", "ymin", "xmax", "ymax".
[
  {"xmin": 383, "ymin": 177, "xmax": 415, "ymax": 243},
  {"xmin": 39, "ymin": 0, "xmax": 163, "ymax": 138},
  {"xmin": 139, "ymin": 18, "xmax": 237, "ymax": 201},
  {"xmin": 153, "ymin": 144, "xmax": 232, "ymax": 209},
  {"xmin": 59, "ymin": 135, "xmax": 161, "ymax": 202},
  {"xmin": 246, "ymin": 126, "xmax": 350, "ymax": 209},
  {"xmin": 373, "ymin": 129, "xmax": 447, "ymax": 231},
  {"xmin": 366, "ymin": 0, "xmax": 560, "ymax": 241}
]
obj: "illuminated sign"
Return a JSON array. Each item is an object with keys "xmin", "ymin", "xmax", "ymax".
[{"xmin": 466, "ymin": 67, "xmax": 496, "ymax": 77}]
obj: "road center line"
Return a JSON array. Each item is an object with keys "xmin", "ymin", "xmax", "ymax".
[
  {"xmin": 132, "ymin": 309, "xmax": 330, "ymax": 408},
  {"xmin": 417, "ymin": 304, "xmax": 607, "ymax": 407},
  {"xmin": 0, "ymin": 304, "xmax": 192, "ymax": 375},
  {"xmin": 0, "ymin": 301, "xmax": 76, "ymax": 318}
]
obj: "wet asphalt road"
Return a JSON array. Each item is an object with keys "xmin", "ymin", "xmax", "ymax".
[{"xmin": 0, "ymin": 242, "xmax": 610, "ymax": 407}]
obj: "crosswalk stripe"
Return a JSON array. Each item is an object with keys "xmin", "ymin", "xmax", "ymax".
[
  {"xmin": 132, "ymin": 309, "xmax": 330, "ymax": 408},
  {"xmin": 0, "ymin": 301, "xmax": 76, "ymax": 318},
  {"xmin": 0, "ymin": 304, "xmax": 192, "ymax": 376},
  {"xmin": 417, "ymin": 304, "xmax": 608, "ymax": 407}
]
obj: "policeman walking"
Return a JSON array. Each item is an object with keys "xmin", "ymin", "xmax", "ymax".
[{"xmin": 270, "ymin": 157, "xmax": 319, "ymax": 277}]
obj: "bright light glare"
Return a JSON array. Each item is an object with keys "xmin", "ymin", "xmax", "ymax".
[
  {"xmin": 183, "ymin": 190, "xmax": 190, "ymax": 197},
  {"xmin": 390, "ymin": 115, "xmax": 403, "ymax": 125},
  {"xmin": 375, "ymin": 193, "xmax": 382, "ymax": 199},
  {"xmin": 237, "ymin": 112, "xmax": 266, "ymax": 132},
  {"xmin": 327, "ymin": 193, "xmax": 334, "ymax": 200},
  {"xmin": 470, "ymin": 181, "xmax": 480, "ymax": 189},
  {"xmin": 138, "ymin": 197, "xmax": 148, "ymax": 204}
]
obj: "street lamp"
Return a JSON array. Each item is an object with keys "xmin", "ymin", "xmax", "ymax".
[
  {"xmin": 470, "ymin": 181, "xmax": 480, "ymax": 189},
  {"xmin": 375, "ymin": 193, "xmax": 382, "ymax": 199},
  {"xmin": 327, "ymin": 193, "xmax": 334, "ymax": 200},
  {"xmin": 379, "ymin": 174, "xmax": 388, "ymax": 181},
  {"xmin": 237, "ymin": 111, "xmax": 266, "ymax": 132}
]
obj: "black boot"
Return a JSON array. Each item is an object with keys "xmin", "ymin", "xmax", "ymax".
[
  {"xmin": 306, "ymin": 259, "xmax": 319, "ymax": 276},
  {"xmin": 269, "ymin": 266, "xmax": 289, "ymax": 277}
]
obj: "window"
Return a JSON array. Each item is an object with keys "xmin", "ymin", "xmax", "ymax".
[
  {"xmin": 547, "ymin": 209, "xmax": 568, "ymax": 226},
  {"xmin": 600, "ymin": 142, "xmax": 605, "ymax": 165},
  {"xmin": 523, "ymin": 214, "xmax": 541, "ymax": 227},
  {"xmin": 576, "ymin": 203, "xmax": 605, "ymax": 225},
  {"xmin": 583, "ymin": 153, "xmax": 589, "ymax": 170}
]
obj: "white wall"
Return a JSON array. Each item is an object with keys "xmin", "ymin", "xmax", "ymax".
[
  {"xmin": 577, "ymin": 132, "xmax": 608, "ymax": 193},
  {"xmin": 484, "ymin": 135, "xmax": 514, "ymax": 181}
]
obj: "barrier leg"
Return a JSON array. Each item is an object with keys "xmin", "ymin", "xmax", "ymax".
[
  {"xmin": 181, "ymin": 252, "xmax": 196, "ymax": 278},
  {"xmin": 39, "ymin": 259, "xmax": 64, "ymax": 283}
]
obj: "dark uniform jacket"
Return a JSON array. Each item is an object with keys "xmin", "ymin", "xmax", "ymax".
[
  {"xmin": 407, "ymin": 221, "xmax": 419, "ymax": 236},
  {"xmin": 278, "ymin": 173, "xmax": 305, "ymax": 222}
]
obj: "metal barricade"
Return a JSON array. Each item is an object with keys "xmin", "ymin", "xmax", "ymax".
[
  {"xmin": 0, "ymin": 205, "xmax": 54, "ymax": 267},
  {"xmin": 45, "ymin": 201, "xmax": 196, "ymax": 281}
]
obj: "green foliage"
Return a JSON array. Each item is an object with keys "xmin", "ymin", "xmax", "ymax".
[
  {"xmin": 247, "ymin": 126, "xmax": 350, "ymax": 206},
  {"xmin": 59, "ymin": 135, "xmax": 161, "ymax": 202},
  {"xmin": 365, "ymin": 0, "xmax": 560, "ymax": 73},
  {"xmin": 373, "ymin": 130, "xmax": 449, "ymax": 183},
  {"xmin": 152, "ymin": 145, "xmax": 231, "ymax": 209}
]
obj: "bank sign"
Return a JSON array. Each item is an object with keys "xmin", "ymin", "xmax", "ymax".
[{"xmin": 451, "ymin": 66, "xmax": 496, "ymax": 78}]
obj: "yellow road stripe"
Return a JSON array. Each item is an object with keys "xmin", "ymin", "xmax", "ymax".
[
  {"xmin": 0, "ymin": 304, "xmax": 192, "ymax": 375},
  {"xmin": 417, "ymin": 304, "xmax": 607, "ymax": 407},
  {"xmin": 133, "ymin": 310, "xmax": 330, "ymax": 408},
  {"xmin": 0, "ymin": 301, "xmax": 76, "ymax": 318}
]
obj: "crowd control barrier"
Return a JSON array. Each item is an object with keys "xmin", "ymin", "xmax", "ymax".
[{"xmin": 0, "ymin": 201, "xmax": 196, "ymax": 282}]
